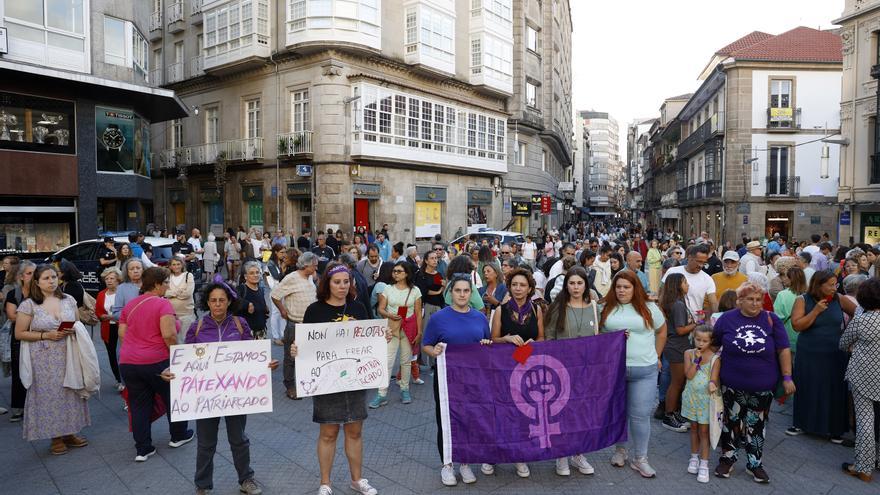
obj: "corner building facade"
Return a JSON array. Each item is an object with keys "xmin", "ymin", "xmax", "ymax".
[{"xmin": 150, "ymin": 0, "xmax": 515, "ymax": 245}]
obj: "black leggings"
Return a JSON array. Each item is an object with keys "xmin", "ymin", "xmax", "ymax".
[
  {"xmin": 105, "ymin": 323, "xmax": 121, "ymax": 382},
  {"xmin": 10, "ymin": 339, "xmax": 26, "ymax": 409},
  {"xmin": 433, "ymin": 371, "xmax": 444, "ymax": 462}
]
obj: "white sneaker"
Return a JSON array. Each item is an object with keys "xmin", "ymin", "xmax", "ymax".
[
  {"xmin": 687, "ymin": 456, "xmax": 699, "ymax": 474},
  {"xmin": 555, "ymin": 457, "xmax": 571, "ymax": 476},
  {"xmin": 459, "ymin": 464, "xmax": 476, "ymax": 484},
  {"xmin": 610, "ymin": 447, "xmax": 627, "ymax": 467},
  {"xmin": 480, "ymin": 463, "xmax": 495, "ymax": 475},
  {"xmin": 697, "ymin": 464, "xmax": 710, "ymax": 483},
  {"xmin": 515, "ymin": 463, "xmax": 530, "ymax": 478},
  {"xmin": 349, "ymin": 478, "xmax": 377, "ymax": 495},
  {"xmin": 570, "ymin": 454, "xmax": 595, "ymax": 475},
  {"xmin": 413, "ymin": 378, "xmax": 425, "ymax": 385},
  {"xmin": 318, "ymin": 484, "xmax": 332, "ymax": 495},
  {"xmin": 134, "ymin": 448, "xmax": 156, "ymax": 462},
  {"xmin": 441, "ymin": 465, "xmax": 457, "ymax": 486}
]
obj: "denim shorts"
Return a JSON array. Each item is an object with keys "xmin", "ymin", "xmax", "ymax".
[{"xmin": 312, "ymin": 390, "xmax": 368, "ymax": 424}]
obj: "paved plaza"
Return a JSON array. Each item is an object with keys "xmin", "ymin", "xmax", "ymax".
[{"xmin": 0, "ymin": 332, "xmax": 876, "ymax": 495}]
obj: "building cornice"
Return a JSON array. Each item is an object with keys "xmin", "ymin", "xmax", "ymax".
[{"xmin": 833, "ymin": 4, "xmax": 880, "ymax": 24}]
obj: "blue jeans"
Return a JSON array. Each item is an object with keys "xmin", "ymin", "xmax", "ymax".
[
  {"xmin": 616, "ymin": 364, "xmax": 658, "ymax": 459},
  {"xmin": 658, "ymin": 354, "xmax": 670, "ymax": 402}
]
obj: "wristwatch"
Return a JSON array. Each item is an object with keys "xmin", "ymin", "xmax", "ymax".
[{"xmin": 101, "ymin": 124, "xmax": 125, "ymax": 164}]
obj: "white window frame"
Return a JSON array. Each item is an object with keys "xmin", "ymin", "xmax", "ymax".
[
  {"xmin": 526, "ymin": 24, "xmax": 539, "ymax": 52},
  {"xmin": 103, "ymin": 15, "xmax": 149, "ymax": 77},
  {"xmin": 103, "ymin": 16, "xmax": 127, "ymax": 66},
  {"xmin": 526, "ymin": 81, "xmax": 538, "ymax": 108},
  {"xmin": 2, "ymin": 0, "xmax": 91, "ymax": 73},
  {"xmin": 245, "ymin": 98, "xmax": 261, "ymax": 139},
  {"xmin": 204, "ymin": 105, "xmax": 220, "ymax": 143},
  {"xmin": 290, "ymin": 89, "xmax": 310, "ymax": 132},
  {"xmin": 541, "ymin": 149, "xmax": 546, "ymax": 172},
  {"xmin": 171, "ymin": 119, "xmax": 184, "ymax": 149},
  {"xmin": 515, "ymin": 141, "xmax": 526, "ymax": 166}
]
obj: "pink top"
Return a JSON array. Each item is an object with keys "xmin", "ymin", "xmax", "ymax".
[{"xmin": 119, "ymin": 294, "xmax": 178, "ymax": 365}]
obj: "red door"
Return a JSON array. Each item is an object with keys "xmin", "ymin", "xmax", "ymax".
[{"xmin": 354, "ymin": 199, "xmax": 370, "ymax": 229}]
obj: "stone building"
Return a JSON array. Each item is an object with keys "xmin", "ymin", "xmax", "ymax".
[
  {"xmin": 834, "ymin": 1, "xmax": 880, "ymax": 245},
  {"xmin": 581, "ymin": 110, "xmax": 622, "ymax": 218},
  {"xmin": 148, "ymin": 0, "xmax": 529, "ymax": 245},
  {"xmin": 505, "ymin": 0, "xmax": 573, "ymax": 234},
  {"xmin": 0, "ymin": 0, "xmax": 185, "ymax": 256}
]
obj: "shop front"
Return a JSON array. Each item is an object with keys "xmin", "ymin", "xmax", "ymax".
[
  {"xmin": 0, "ymin": 199, "xmax": 76, "ymax": 258},
  {"xmin": 765, "ymin": 210, "xmax": 793, "ymax": 240},
  {"xmin": 200, "ymin": 188, "xmax": 224, "ymax": 236},
  {"xmin": 466, "ymin": 189, "xmax": 493, "ymax": 233},
  {"xmin": 511, "ymin": 200, "xmax": 531, "ymax": 235},
  {"xmin": 353, "ymin": 182, "xmax": 381, "ymax": 233},
  {"xmin": 287, "ymin": 181, "xmax": 313, "ymax": 233},
  {"xmin": 243, "ymin": 185, "xmax": 264, "ymax": 232},
  {"xmin": 861, "ymin": 213, "xmax": 880, "ymax": 244},
  {"xmin": 415, "ymin": 186, "xmax": 445, "ymax": 241}
]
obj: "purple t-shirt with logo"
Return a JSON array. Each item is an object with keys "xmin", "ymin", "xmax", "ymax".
[{"xmin": 713, "ymin": 309, "xmax": 790, "ymax": 393}]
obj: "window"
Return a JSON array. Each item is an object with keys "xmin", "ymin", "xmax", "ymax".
[
  {"xmin": 769, "ymin": 79, "xmax": 793, "ymax": 128},
  {"xmin": 104, "ymin": 17, "xmax": 126, "ymax": 66},
  {"xmin": 405, "ymin": 9, "xmax": 417, "ymax": 48},
  {"xmin": 541, "ymin": 150, "xmax": 547, "ymax": 172},
  {"xmin": 245, "ymin": 99, "xmax": 261, "ymax": 138},
  {"xmin": 103, "ymin": 16, "xmax": 148, "ymax": 76},
  {"xmin": 418, "ymin": 7, "xmax": 454, "ymax": 64},
  {"xmin": 291, "ymin": 89, "xmax": 310, "ymax": 132},
  {"xmin": 515, "ymin": 141, "xmax": 526, "ymax": 165},
  {"xmin": 526, "ymin": 25, "xmax": 538, "ymax": 52},
  {"xmin": 471, "ymin": 37, "xmax": 482, "ymax": 69},
  {"xmin": 205, "ymin": 106, "xmax": 220, "ymax": 142},
  {"xmin": 526, "ymin": 82, "xmax": 538, "ymax": 107},
  {"xmin": 768, "ymin": 146, "xmax": 790, "ymax": 195},
  {"xmin": 471, "ymin": 34, "xmax": 512, "ymax": 81},
  {"xmin": 0, "ymin": 91, "xmax": 76, "ymax": 155},
  {"xmin": 287, "ymin": 0, "xmax": 381, "ymax": 48},
  {"xmin": 3, "ymin": 0, "xmax": 88, "ymax": 72},
  {"xmin": 204, "ymin": 0, "xmax": 270, "ymax": 62},
  {"xmin": 171, "ymin": 119, "xmax": 183, "ymax": 149}
]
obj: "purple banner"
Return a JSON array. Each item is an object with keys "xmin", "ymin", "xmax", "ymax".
[{"xmin": 438, "ymin": 332, "xmax": 627, "ymax": 464}]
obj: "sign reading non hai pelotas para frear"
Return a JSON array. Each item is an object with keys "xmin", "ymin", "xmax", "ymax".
[
  {"xmin": 169, "ymin": 340, "xmax": 274, "ymax": 422},
  {"xmin": 294, "ymin": 319, "xmax": 389, "ymax": 398}
]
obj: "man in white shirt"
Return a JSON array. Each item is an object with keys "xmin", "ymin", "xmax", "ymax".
[
  {"xmin": 187, "ymin": 228, "xmax": 204, "ymax": 260},
  {"xmin": 548, "ymin": 242, "xmax": 577, "ymax": 280},
  {"xmin": 802, "ymin": 234, "xmax": 822, "ymax": 261},
  {"xmin": 662, "ymin": 244, "xmax": 718, "ymax": 317},
  {"xmin": 739, "ymin": 241, "xmax": 764, "ymax": 276},
  {"xmin": 521, "ymin": 236, "xmax": 537, "ymax": 268},
  {"xmin": 593, "ymin": 245, "xmax": 613, "ymax": 297}
]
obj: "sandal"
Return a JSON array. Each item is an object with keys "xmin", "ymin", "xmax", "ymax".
[
  {"xmin": 50, "ymin": 438, "xmax": 69, "ymax": 456},
  {"xmin": 63, "ymin": 434, "xmax": 89, "ymax": 448},
  {"xmin": 841, "ymin": 462, "xmax": 872, "ymax": 482}
]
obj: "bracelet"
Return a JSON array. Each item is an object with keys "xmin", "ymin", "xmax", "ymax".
[{"xmin": 782, "ymin": 375, "xmax": 793, "ymax": 382}]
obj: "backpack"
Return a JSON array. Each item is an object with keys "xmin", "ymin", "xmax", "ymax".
[
  {"xmin": 78, "ymin": 290, "xmax": 100, "ymax": 326},
  {"xmin": 193, "ymin": 316, "xmax": 244, "ymax": 337}
]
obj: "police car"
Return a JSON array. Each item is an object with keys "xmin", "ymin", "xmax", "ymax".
[
  {"xmin": 450, "ymin": 230, "xmax": 525, "ymax": 251},
  {"xmin": 47, "ymin": 236, "xmax": 176, "ymax": 294}
]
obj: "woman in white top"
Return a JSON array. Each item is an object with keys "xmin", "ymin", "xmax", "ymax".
[
  {"xmin": 202, "ymin": 233, "xmax": 220, "ymax": 279},
  {"xmin": 225, "ymin": 229, "xmax": 241, "ymax": 283},
  {"xmin": 165, "ymin": 257, "xmax": 195, "ymax": 344},
  {"xmin": 96, "ymin": 267, "xmax": 124, "ymax": 391}
]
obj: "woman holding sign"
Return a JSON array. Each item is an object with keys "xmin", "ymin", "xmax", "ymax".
[
  {"xmin": 161, "ymin": 279, "xmax": 278, "ymax": 495},
  {"xmin": 423, "ymin": 274, "xmax": 492, "ymax": 487},
  {"xmin": 289, "ymin": 262, "xmax": 383, "ymax": 495}
]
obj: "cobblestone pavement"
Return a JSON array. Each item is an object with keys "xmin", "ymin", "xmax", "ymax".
[{"xmin": 0, "ymin": 332, "xmax": 876, "ymax": 495}]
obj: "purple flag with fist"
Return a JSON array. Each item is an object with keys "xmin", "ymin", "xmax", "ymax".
[{"xmin": 437, "ymin": 332, "xmax": 628, "ymax": 465}]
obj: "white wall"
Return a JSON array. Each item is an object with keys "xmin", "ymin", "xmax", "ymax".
[
  {"xmin": 751, "ymin": 70, "xmax": 841, "ymax": 130},
  {"xmin": 749, "ymin": 134, "xmax": 840, "ymax": 197}
]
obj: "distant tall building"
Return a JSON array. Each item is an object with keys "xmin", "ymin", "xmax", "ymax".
[{"xmin": 581, "ymin": 111, "xmax": 621, "ymax": 218}]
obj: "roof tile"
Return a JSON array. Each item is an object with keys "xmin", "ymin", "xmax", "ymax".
[{"xmin": 729, "ymin": 26, "xmax": 842, "ymax": 63}]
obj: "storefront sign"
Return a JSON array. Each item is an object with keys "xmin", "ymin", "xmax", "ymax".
[
  {"xmin": 841, "ymin": 211, "xmax": 851, "ymax": 226},
  {"xmin": 467, "ymin": 189, "xmax": 493, "ymax": 206},
  {"xmin": 557, "ymin": 181, "xmax": 574, "ymax": 192},
  {"xmin": 169, "ymin": 340, "xmax": 274, "ymax": 421},
  {"xmin": 96, "ymin": 106, "xmax": 151, "ymax": 176},
  {"xmin": 512, "ymin": 201, "xmax": 531, "ymax": 217},
  {"xmin": 353, "ymin": 183, "xmax": 381, "ymax": 199},
  {"xmin": 862, "ymin": 213, "xmax": 880, "ymax": 244},
  {"xmin": 287, "ymin": 182, "xmax": 310, "ymax": 199},
  {"xmin": 416, "ymin": 186, "xmax": 447, "ymax": 202},
  {"xmin": 294, "ymin": 319, "xmax": 390, "ymax": 397},
  {"xmin": 531, "ymin": 195, "xmax": 543, "ymax": 211},
  {"xmin": 541, "ymin": 195, "xmax": 552, "ymax": 215}
]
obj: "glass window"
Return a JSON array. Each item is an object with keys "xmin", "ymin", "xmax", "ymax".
[
  {"xmin": 526, "ymin": 25, "xmax": 538, "ymax": 52},
  {"xmin": 3, "ymin": 0, "xmax": 88, "ymax": 72},
  {"xmin": 104, "ymin": 16, "xmax": 127, "ymax": 66},
  {"xmin": 526, "ymin": 82, "xmax": 538, "ymax": 107},
  {"xmin": 0, "ymin": 214, "xmax": 74, "ymax": 254},
  {"xmin": 171, "ymin": 119, "xmax": 184, "ymax": 149},
  {"xmin": 205, "ymin": 106, "xmax": 220, "ymax": 142},
  {"xmin": 0, "ymin": 91, "xmax": 76, "ymax": 155},
  {"xmin": 246, "ymin": 99, "xmax": 261, "ymax": 138},
  {"xmin": 47, "ymin": 0, "xmax": 85, "ymax": 34},
  {"xmin": 291, "ymin": 89, "xmax": 310, "ymax": 132}
]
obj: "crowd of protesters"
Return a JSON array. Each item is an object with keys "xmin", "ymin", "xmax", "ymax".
[{"xmin": 1, "ymin": 219, "xmax": 880, "ymax": 493}]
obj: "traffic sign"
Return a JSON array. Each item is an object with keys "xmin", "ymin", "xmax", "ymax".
[
  {"xmin": 296, "ymin": 165, "xmax": 312, "ymax": 177},
  {"xmin": 840, "ymin": 211, "xmax": 851, "ymax": 225}
]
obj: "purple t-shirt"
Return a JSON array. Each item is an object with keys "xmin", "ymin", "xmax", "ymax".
[{"xmin": 713, "ymin": 309, "xmax": 790, "ymax": 392}]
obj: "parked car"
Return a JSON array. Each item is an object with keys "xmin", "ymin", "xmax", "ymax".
[
  {"xmin": 47, "ymin": 236, "xmax": 180, "ymax": 294},
  {"xmin": 450, "ymin": 230, "xmax": 525, "ymax": 252}
]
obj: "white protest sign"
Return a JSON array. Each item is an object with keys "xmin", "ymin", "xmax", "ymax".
[
  {"xmin": 169, "ymin": 339, "xmax": 273, "ymax": 421},
  {"xmin": 295, "ymin": 318, "xmax": 389, "ymax": 397}
]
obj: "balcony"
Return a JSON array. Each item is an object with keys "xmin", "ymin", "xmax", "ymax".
[
  {"xmin": 767, "ymin": 107, "xmax": 802, "ymax": 130},
  {"xmin": 149, "ymin": 68, "xmax": 163, "ymax": 86},
  {"xmin": 190, "ymin": 0, "xmax": 203, "ymax": 24},
  {"xmin": 166, "ymin": 62, "xmax": 185, "ymax": 84},
  {"xmin": 678, "ymin": 180, "xmax": 722, "ymax": 203},
  {"xmin": 678, "ymin": 113, "xmax": 723, "ymax": 160},
  {"xmin": 765, "ymin": 176, "xmax": 800, "ymax": 198},
  {"xmin": 204, "ymin": 0, "xmax": 271, "ymax": 73},
  {"xmin": 149, "ymin": 10, "xmax": 162, "ymax": 40},
  {"xmin": 160, "ymin": 138, "xmax": 264, "ymax": 169},
  {"xmin": 189, "ymin": 55, "xmax": 204, "ymax": 78},
  {"xmin": 276, "ymin": 131, "xmax": 314, "ymax": 157},
  {"xmin": 167, "ymin": 2, "xmax": 185, "ymax": 32}
]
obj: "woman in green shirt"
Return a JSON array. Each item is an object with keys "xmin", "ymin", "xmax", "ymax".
[{"xmin": 773, "ymin": 266, "xmax": 807, "ymax": 356}]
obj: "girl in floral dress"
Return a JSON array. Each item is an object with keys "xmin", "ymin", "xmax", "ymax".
[{"xmin": 681, "ymin": 325, "xmax": 718, "ymax": 484}]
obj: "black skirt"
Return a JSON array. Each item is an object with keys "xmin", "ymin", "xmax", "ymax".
[{"xmin": 312, "ymin": 390, "xmax": 368, "ymax": 424}]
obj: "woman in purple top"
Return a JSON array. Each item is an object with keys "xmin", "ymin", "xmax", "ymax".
[
  {"xmin": 162, "ymin": 279, "xmax": 279, "ymax": 495},
  {"xmin": 710, "ymin": 282, "xmax": 795, "ymax": 484}
]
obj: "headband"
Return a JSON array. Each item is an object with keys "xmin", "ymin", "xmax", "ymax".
[
  {"xmin": 327, "ymin": 265, "xmax": 351, "ymax": 277},
  {"xmin": 212, "ymin": 274, "xmax": 238, "ymax": 300}
]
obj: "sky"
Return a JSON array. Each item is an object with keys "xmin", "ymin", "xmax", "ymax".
[{"xmin": 571, "ymin": 0, "xmax": 846, "ymax": 158}]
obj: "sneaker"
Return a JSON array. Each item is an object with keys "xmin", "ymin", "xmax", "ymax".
[
  {"xmin": 318, "ymin": 485, "xmax": 333, "ymax": 495},
  {"xmin": 480, "ymin": 463, "xmax": 495, "ymax": 475},
  {"xmin": 514, "ymin": 463, "xmax": 530, "ymax": 478},
  {"xmin": 240, "ymin": 478, "xmax": 263, "ymax": 495},
  {"xmin": 662, "ymin": 413, "xmax": 688, "ymax": 433},
  {"xmin": 555, "ymin": 457, "xmax": 571, "ymax": 476},
  {"xmin": 368, "ymin": 394, "xmax": 388, "ymax": 409},
  {"xmin": 9, "ymin": 411, "xmax": 23, "ymax": 423},
  {"xmin": 134, "ymin": 448, "xmax": 157, "ymax": 462},
  {"xmin": 653, "ymin": 401, "xmax": 666, "ymax": 420},
  {"xmin": 714, "ymin": 459, "xmax": 734, "ymax": 478},
  {"xmin": 674, "ymin": 411, "xmax": 691, "ymax": 429},
  {"xmin": 413, "ymin": 378, "xmax": 425, "ymax": 385},
  {"xmin": 116, "ymin": 382, "xmax": 125, "ymax": 393},
  {"xmin": 169, "ymin": 430, "xmax": 195, "ymax": 448},
  {"xmin": 610, "ymin": 447, "xmax": 627, "ymax": 467},
  {"xmin": 0, "ymin": 406, "xmax": 6, "ymax": 415},
  {"xmin": 746, "ymin": 466, "xmax": 770, "ymax": 483},
  {"xmin": 697, "ymin": 465, "xmax": 710, "ymax": 483},
  {"xmin": 459, "ymin": 464, "xmax": 476, "ymax": 484},
  {"xmin": 349, "ymin": 478, "xmax": 377, "ymax": 495},
  {"xmin": 401, "ymin": 391, "xmax": 412, "ymax": 404},
  {"xmin": 785, "ymin": 427, "xmax": 804, "ymax": 436},
  {"xmin": 570, "ymin": 454, "xmax": 595, "ymax": 475},
  {"xmin": 630, "ymin": 457, "xmax": 656, "ymax": 478},
  {"xmin": 687, "ymin": 456, "xmax": 699, "ymax": 474},
  {"xmin": 441, "ymin": 464, "xmax": 457, "ymax": 486},
  {"xmin": 830, "ymin": 436, "xmax": 844, "ymax": 444}
]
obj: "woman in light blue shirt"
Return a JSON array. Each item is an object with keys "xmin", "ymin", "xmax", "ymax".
[{"xmin": 599, "ymin": 270, "xmax": 667, "ymax": 478}]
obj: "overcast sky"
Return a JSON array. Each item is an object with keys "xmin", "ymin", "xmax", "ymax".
[{"xmin": 571, "ymin": 0, "xmax": 845, "ymax": 157}]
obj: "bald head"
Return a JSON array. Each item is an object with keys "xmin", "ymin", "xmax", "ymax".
[{"xmin": 626, "ymin": 251, "xmax": 643, "ymax": 271}]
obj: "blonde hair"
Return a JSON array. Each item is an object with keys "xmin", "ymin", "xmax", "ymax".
[
  {"xmin": 735, "ymin": 281, "xmax": 765, "ymax": 300},
  {"xmin": 101, "ymin": 267, "xmax": 123, "ymax": 281}
]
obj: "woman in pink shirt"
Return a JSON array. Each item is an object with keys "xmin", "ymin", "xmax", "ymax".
[{"xmin": 119, "ymin": 267, "xmax": 193, "ymax": 462}]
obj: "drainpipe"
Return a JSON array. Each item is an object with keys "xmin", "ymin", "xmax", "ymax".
[
  {"xmin": 269, "ymin": 51, "xmax": 281, "ymax": 231},
  {"xmin": 850, "ymin": 17, "xmax": 860, "ymax": 245}
]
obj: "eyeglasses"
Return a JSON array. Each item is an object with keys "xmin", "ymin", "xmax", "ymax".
[
  {"xmin": 433, "ymin": 247, "xmax": 444, "ymax": 251},
  {"xmin": 392, "ymin": 269, "xmax": 405, "ymax": 274}
]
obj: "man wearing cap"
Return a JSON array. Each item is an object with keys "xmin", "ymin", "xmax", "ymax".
[
  {"xmin": 172, "ymin": 231, "xmax": 196, "ymax": 262},
  {"xmin": 712, "ymin": 251, "xmax": 748, "ymax": 296},
  {"xmin": 98, "ymin": 237, "xmax": 117, "ymax": 267},
  {"xmin": 739, "ymin": 240, "xmax": 764, "ymax": 275}
]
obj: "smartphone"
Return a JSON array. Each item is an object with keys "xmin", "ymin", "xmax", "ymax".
[
  {"xmin": 58, "ymin": 321, "xmax": 75, "ymax": 333},
  {"xmin": 397, "ymin": 306, "xmax": 408, "ymax": 319}
]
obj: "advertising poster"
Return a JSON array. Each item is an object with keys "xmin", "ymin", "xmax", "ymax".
[
  {"xmin": 415, "ymin": 201, "xmax": 442, "ymax": 239},
  {"xmin": 96, "ymin": 106, "xmax": 151, "ymax": 176}
]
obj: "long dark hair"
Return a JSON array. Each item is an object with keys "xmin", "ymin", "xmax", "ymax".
[
  {"xmin": 599, "ymin": 270, "xmax": 655, "ymax": 329},
  {"xmin": 392, "ymin": 261, "xmax": 415, "ymax": 287},
  {"xmin": 198, "ymin": 282, "xmax": 243, "ymax": 314},
  {"xmin": 658, "ymin": 272, "xmax": 687, "ymax": 320},
  {"xmin": 315, "ymin": 262, "xmax": 357, "ymax": 302},
  {"xmin": 545, "ymin": 266, "xmax": 592, "ymax": 332},
  {"xmin": 478, "ymin": 245, "xmax": 495, "ymax": 263},
  {"xmin": 446, "ymin": 255, "xmax": 474, "ymax": 279}
]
